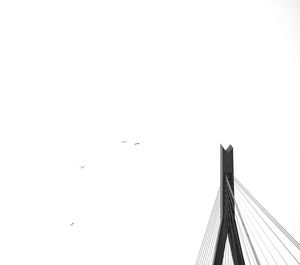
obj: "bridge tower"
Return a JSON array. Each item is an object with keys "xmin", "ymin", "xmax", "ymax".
[{"xmin": 212, "ymin": 145, "xmax": 245, "ymax": 265}]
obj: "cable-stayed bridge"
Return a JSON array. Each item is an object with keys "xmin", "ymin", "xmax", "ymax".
[{"xmin": 195, "ymin": 145, "xmax": 300, "ymax": 265}]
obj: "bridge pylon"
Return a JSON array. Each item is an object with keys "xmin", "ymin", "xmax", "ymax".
[{"xmin": 212, "ymin": 145, "xmax": 245, "ymax": 265}]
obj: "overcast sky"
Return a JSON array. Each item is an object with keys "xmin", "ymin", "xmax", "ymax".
[{"xmin": 0, "ymin": 0, "xmax": 300, "ymax": 264}]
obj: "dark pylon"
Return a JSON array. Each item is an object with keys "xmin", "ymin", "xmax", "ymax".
[{"xmin": 212, "ymin": 145, "xmax": 245, "ymax": 265}]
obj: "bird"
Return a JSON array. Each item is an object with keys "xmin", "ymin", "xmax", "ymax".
[
  {"xmin": 121, "ymin": 140, "xmax": 127, "ymax": 143},
  {"xmin": 134, "ymin": 142, "xmax": 140, "ymax": 145},
  {"xmin": 80, "ymin": 165, "xmax": 85, "ymax": 169},
  {"xmin": 70, "ymin": 222, "xmax": 74, "ymax": 226}
]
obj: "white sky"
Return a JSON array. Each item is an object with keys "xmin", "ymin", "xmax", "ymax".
[{"xmin": 0, "ymin": 0, "xmax": 300, "ymax": 264}]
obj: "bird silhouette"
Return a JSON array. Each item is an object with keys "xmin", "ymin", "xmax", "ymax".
[
  {"xmin": 134, "ymin": 142, "xmax": 140, "ymax": 145},
  {"xmin": 121, "ymin": 140, "xmax": 127, "ymax": 143},
  {"xmin": 70, "ymin": 222, "xmax": 74, "ymax": 226},
  {"xmin": 80, "ymin": 165, "xmax": 85, "ymax": 169}
]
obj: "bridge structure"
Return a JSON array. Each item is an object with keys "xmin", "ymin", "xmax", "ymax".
[{"xmin": 195, "ymin": 145, "xmax": 300, "ymax": 265}]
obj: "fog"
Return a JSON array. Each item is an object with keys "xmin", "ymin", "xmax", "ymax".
[{"xmin": 0, "ymin": 0, "xmax": 300, "ymax": 264}]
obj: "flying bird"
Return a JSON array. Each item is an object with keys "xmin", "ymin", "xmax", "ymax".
[
  {"xmin": 121, "ymin": 140, "xmax": 127, "ymax": 143},
  {"xmin": 134, "ymin": 142, "xmax": 140, "ymax": 145},
  {"xmin": 70, "ymin": 222, "xmax": 74, "ymax": 226},
  {"xmin": 80, "ymin": 165, "xmax": 85, "ymax": 169}
]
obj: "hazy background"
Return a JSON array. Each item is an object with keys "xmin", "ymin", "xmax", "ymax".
[{"xmin": 0, "ymin": 0, "xmax": 300, "ymax": 264}]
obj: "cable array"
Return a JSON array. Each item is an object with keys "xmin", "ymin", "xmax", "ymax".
[
  {"xmin": 195, "ymin": 190, "xmax": 220, "ymax": 265},
  {"xmin": 195, "ymin": 177, "xmax": 300, "ymax": 265}
]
